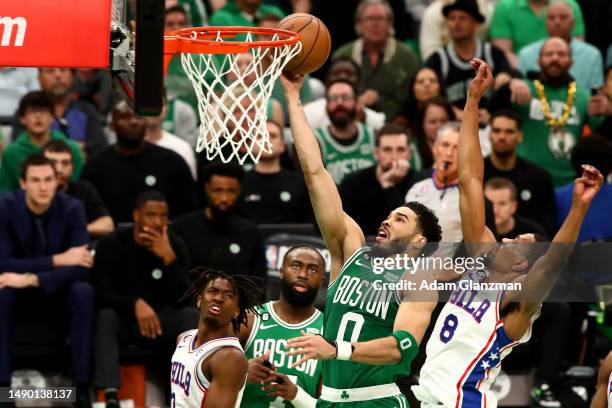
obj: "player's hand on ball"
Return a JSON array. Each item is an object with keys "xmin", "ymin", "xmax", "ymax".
[
  {"xmin": 286, "ymin": 331, "xmax": 337, "ymax": 367},
  {"xmin": 262, "ymin": 373, "xmax": 298, "ymax": 401},
  {"xmin": 247, "ymin": 351, "xmax": 276, "ymax": 384},
  {"xmin": 468, "ymin": 58, "xmax": 494, "ymax": 100},
  {"xmin": 279, "ymin": 72, "xmax": 305, "ymax": 97}
]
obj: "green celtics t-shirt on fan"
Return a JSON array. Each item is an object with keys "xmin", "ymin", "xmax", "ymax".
[{"xmin": 514, "ymin": 81, "xmax": 596, "ymax": 187}]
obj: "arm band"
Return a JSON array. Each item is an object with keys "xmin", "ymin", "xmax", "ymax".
[
  {"xmin": 291, "ymin": 385, "xmax": 317, "ymax": 408},
  {"xmin": 390, "ymin": 330, "xmax": 418, "ymax": 366}
]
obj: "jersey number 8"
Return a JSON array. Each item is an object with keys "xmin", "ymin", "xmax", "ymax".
[{"xmin": 439, "ymin": 314, "xmax": 459, "ymax": 343}]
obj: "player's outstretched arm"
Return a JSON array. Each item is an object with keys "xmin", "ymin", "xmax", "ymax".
[
  {"xmin": 591, "ymin": 351, "xmax": 612, "ymax": 408},
  {"xmin": 458, "ymin": 59, "xmax": 496, "ymax": 248},
  {"xmin": 516, "ymin": 165, "xmax": 603, "ymax": 309},
  {"xmin": 280, "ymin": 73, "xmax": 364, "ymax": 279},
  {"xmin": 204, "ymin": 347, "xmax": 248, "ymax": 408},
  {"xmin": 285, "ymin": 270, "xmax": 437, "ymax": 366}
]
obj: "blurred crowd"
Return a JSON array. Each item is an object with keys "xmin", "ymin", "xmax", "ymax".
[{"xmin": 0, "ymin": 0, "xmax": 611, "ymax": 407}]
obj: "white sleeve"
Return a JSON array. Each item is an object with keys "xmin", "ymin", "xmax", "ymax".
[{"xmin": 290, "ymin": 385, "xmax": 317, "ymax": 408}]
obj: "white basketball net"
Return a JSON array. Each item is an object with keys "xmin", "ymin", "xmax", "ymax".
[{"xmin": 179, "ymin": 30, "xmax": 302, "ymax": 164}]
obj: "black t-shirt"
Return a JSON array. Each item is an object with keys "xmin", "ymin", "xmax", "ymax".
[
  {"xmin": 239, "ymin": 169, "xmax": 312, "ymax": 224},
  {"xmin": 170, "ymin": 210, "xmax": 267, "ymax": 281},
  {"xmin": 483, "ymin": 156, "xmax": 556, "ymax": 235},
  {"xmin": 339, "ymin": 165, "xmax": 418, "ymax": 237},
  {"xmin": 426, "ymin": 40, "xmax": 510, "ymax": 107},
  {"xmin": 92, "ymin": 227, "xmax": 191, "ymax": 313},
  {"xmin": 81, "ymin": 143, "xmax": 197, "ymax": 223},
  {"xmin": 495, "ymin": 216, "xmax": 549, "ymax": 241},
  {"xmin": 66, "ymin": 180, "xmax": 109, "ymax": 223}
]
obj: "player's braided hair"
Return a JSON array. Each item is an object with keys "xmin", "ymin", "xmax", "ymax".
[{"xmin": 180, "ymin": 267, "xmax": 263, "ymax": 333}]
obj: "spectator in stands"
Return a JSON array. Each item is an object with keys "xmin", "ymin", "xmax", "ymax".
[
  {"xmin": 0, "ymin": 92, "xmax": 84, "ymax": 194},
  {"xmin": 394, "ymin": 67, "xmax": 444, "ymax": 127},
  {"xmin": 591, "ymin": 65, "xmax": 612, "ymax": 141},
  {"xmin": 161, "ymin": 92, "xmax": 199, "ymax": 149},
  {"xmin": 488, "ymin": 37, "xmax": 604, "ymax": 187},
  {"xmin": 81, "ymin": 100, "xmax": 197, "ymax": 223},
  {"xmin": 12, "ymin": 68, "xmax": 108, "ymax": 156},
  {"xmin": 332, "ymin": 0, "xmax": 421, "ymax": 120},
  {"xmin": 518, "ymin": 1, "xmax": 604, "ymax": 91},
  {"xmin": 412, "ymin": 96, "xmax": 456, "ymax": 170},
  {"xmin": 314, "ymin": 79, "xmax": 376, "ymax": 185},
  {"xmin": 304, "ymin": 57, "xmax": 386, "ymax": 133},
  {"xmin": 0, "ymin": 154, "xmax": 94, "ymax": 407},
  {"xmin": 72, "ymin": 69, "xmax": 114, "ymax": 119},
  {"xmin": 555, "ymin": 134, "xmax": 612, "ymax": 241},
  {"xmin": 484, "ymin": 178, "xmax": 548, "ymax": 240},
  {"xmin": 490, "ymin": 0, "xmax": 585, "ymax": 67},
  {"xmin": 239, "ymin": 120, "xmax": 311, "ymax": 223},
  {"xmin": 419, "ymin": 0, "xmax": 494, "ymax": 61},
  {"xmin": 210, "ymin": 0, "xmax": 284, "ymax": 26},
  {"xmin": 92, "ymin": 190, "xmax": 195, "ymax": 408},
  {"xmin": 171, "ymin": 162, "xmax": 267, "ymax": 280},
  {"xmin": 340, "ymin": 124, "xmax": 418, "ymax": 236},
  {"xmin": 42, "ymin": 140, "xmax": 114, "ymax": 238},
  {"xmin": 0, "ymin": 68, "xmax": 39, "ymax": 121},
  {"xmin": 405, "ymin": 122, "xmax": 462, "ymax": 242},
  {"xmin": 426, "ymin": 0, "xmax": 510, "ymax": 111},
  {"xmin": 166, "ymin": 0, "xmax": 210, "ymax": 26},
  {"xmin": 483, "ymin": 109, "xmax": 556, "ymax": 234},
  {"xmin": 144, "ymin": 97, "xmax": 197, "ymax": 180},
  {"xmin": 164, "ymin": 5, "xmax": 200, "ymax": 111}
]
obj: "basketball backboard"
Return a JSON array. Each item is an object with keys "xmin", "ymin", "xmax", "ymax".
[{"xmin": 0, "ymin": 0, "xmax": 164, "ymax": 116}]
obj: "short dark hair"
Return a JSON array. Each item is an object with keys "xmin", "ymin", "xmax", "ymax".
[
  {"xmin": 165, "ymin": 4, "xmax": 188, "ymax": 18},
  {"xmin": 282, "ymin": 246, "xmax": 326, "ymax": 268},
  {"xmin": 42, "ymin": 139, "xmax": 73, "ymax": 158},
  {"xmin": 325, "ymin": 78, "xmax": 358, "ymax": 99},
  {"xmin": 134, "ymin": 190, "xmax": 167, "ymax": 210},
  {"xmin": 201, "ymin": 161, "xmax": 244, "ymax": 184},
  {"xmin": 17, "ymin": 91, "xmax": 54, "ymax": 117},
  {"xmin": 571, "ymin": 133, "xmax": 612, "ymax": 177},
  {"xmin": 490, "ymin": 109, "xmax": 522, "ymax": 129},
  {"xmin": 326, "ymin": 57, "xmax": 361, "ymax": 84},
  {"xmin": 20, "ymin": 153, "xmax": 56, "ymax": 180},
  {"xmin": 403, "ymin": 201, "xmax": 442, "ymax": 256},
  {"xmin": 485, "ymin": 177, "xmax": 517, "ymax": 201},
  {"xmin": 375, "ymin": 123, "xmax": 410, "ymax": 147}
]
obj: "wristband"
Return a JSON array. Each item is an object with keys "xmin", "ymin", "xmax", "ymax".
[
  {"xmin": 335, "ymin": 340, "xmax": 353, "ymax": 361},
  {"xmin": 291, "ymin": 384, "xmax": 317, "ymax": 408},
  {"xmin": 390, "ymin": 330, "xmax": 418, "ymax": 366}
]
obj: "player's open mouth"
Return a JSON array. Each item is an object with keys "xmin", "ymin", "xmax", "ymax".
[
  {"xmin": 292, "ymin": 282, "xmax": 309, "ymax": 293},
  {"xmin": 208, "ymin": 304, "xmax": 222, "ymax": 315},
  {"xmin": 376, "ymin": 227, "xmax": 388, "ymax": 242}
]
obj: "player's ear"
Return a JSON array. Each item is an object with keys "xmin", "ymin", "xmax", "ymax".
[
  {"xmin": 196, "ymin": 295, "xmax": 202, "ymax": 309},
  {"xmin": 411, "ymin": 234, "xmax": 426, "ymax": 250}
]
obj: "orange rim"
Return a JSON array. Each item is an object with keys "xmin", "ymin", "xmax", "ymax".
[{"xmin": 164, "ymin": 26, "xmax": 301, "ymax": 56}]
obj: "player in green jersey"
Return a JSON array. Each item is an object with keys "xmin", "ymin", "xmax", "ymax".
[
  {"xmin": 277, "ymin": 73, "xmax": 443, "ymax": 407},
  {"xmin": 238, "ymin": 246, "xmax": 326, "ymax": 408}
]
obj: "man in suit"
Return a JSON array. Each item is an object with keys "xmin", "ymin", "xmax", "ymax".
[{"xmin": 0, "ymin": 154, "xmax": 94, "ymax": 407}]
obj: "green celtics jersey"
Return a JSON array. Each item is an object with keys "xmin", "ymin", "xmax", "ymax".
[
  {"xmin": 315, "ymin": 123, "xmax": 376, "ymax": 185},
  {"xmin": 514, "ymin": 81, "xmax": 601, "ymax": 187},
  {"xmin": 323, "ymin": 247, "xmax": 408, "ymax": 389},
  {"xmin": 241, "ymin": 301, "xmax": 323, "ymax": 408}
]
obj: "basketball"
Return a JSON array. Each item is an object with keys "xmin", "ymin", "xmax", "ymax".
[{"xmin": 277, "ymin": 13, "xmax": 332, "ymax": 75}]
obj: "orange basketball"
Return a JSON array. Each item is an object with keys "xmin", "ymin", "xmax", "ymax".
[{"xmin": 277, "ymin": 13, "xmax": 331, "ymax": 75}]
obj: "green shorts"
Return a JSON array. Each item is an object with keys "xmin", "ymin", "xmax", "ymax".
[{"xmin": 316, "ymin": 394, "xmax": 409, "ymax": 407}]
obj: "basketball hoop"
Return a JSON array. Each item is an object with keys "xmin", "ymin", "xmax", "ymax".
[{"xmin": 164, "ymin": 27, "xmax": 302, "ymax": 164}]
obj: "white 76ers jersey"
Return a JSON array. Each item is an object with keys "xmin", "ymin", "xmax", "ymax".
[
  {"xmin": 413, "ymin": 271, "xmax": 540, "ymax": 408},
  {"xmin": 170, "ymin": 330, "xmax": 246, "ymax": 408},
  {"xmin": 607, "ymin": 369, "xmax": 612, "ymax": 408}
]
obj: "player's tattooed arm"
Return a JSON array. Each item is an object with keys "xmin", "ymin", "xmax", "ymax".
[{"xmin": 204, "ymin": 347, "xmax": 248, "ymax": 408}]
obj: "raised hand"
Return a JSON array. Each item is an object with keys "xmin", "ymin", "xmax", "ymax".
[
  {"xmin": 468, "ymin": 58, "xmax": 494, "ymax": 101},
  {"xmin": 572, "ymin": 164, "xmax": 604, "ymax": 207},
  {"xmin": 246, "ymin": 350, "xmax": 275, "ymax": 384}
]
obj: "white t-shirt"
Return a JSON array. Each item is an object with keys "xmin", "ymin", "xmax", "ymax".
[
  {"xmin": 405, "ymin": 176, "xmax": 463, "ymax": 243},
  {"xmin": 155, "ymin": 131, "xmax": 197, "ymax": 180}
]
